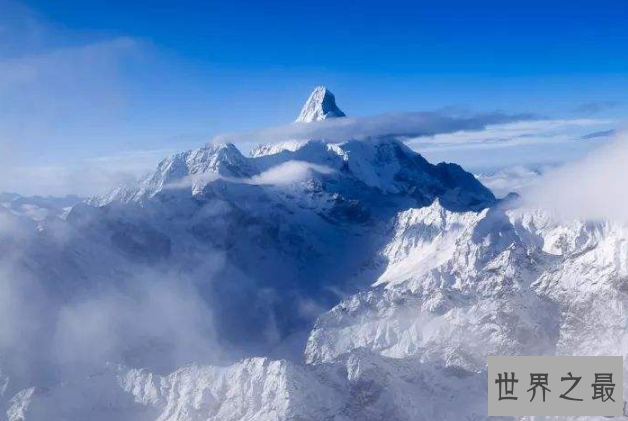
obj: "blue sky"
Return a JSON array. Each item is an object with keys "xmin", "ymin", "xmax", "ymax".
[{"xmin": 0, "ymin": 0, "xmax": 627, "ymax": 195}]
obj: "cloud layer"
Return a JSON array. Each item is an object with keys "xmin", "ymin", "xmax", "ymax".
[
  {"xmin": 215, "ymin": 110, "xmax": 539, "ymax": 145},
  {"xmin": 523, "ymin": 131, "xmax": 628, "ymax": 221},
  {"xmin": 0, "ymin": 207, "xmax": 227, "ymax": 389},
  {"xmin": 408, "ymin": 118, "xmax": 613, "ymax": 152},
  {"xmin": 476, "ymin": 166, "xmax": 547, "ymax": 198}
]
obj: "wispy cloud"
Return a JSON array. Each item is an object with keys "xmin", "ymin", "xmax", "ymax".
[
  {"xmin": 407, "ymin": 118, "xmax": 613, "ymax": 152},
  {"xmin": 0, "ymin": 37, "xmax": 143, "ymax": 146},
  {"xmin": 408, "ymin": 117, "xmax": 619, "ymax": 174},
  {"xmin": 213, "ymin": 110, "xmax": 539, "ymax": 145},
  {"xmin": 165, "ymin": 161, "xmax": 335, "ymax": 191},
  {"xmin": 0, "ymin": 0, "xmax": 153, "ymax": 196}
]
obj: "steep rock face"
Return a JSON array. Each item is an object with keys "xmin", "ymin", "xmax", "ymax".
[{"xmin": 294, "ymin": 86, "xmax": 346, "ymax": 123}]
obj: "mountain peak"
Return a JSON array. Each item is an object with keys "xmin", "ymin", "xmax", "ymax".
[{"xmin": 295, "ymin": 86, "xmax": 346, "ymax": 123}]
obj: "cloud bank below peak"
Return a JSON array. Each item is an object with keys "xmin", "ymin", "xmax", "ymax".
[{"xmin": 213, "ymin": 110, "xmax": 541, "ymax": 146}]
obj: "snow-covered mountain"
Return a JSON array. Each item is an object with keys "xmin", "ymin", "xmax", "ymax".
[
  {"xmin": 102, "ymin": 138, "xmax": 494, "ymax": 210},
  {"xmin": 294, "ymin": 86, "xmax": 346, "ymax": 123},
  {"xmin": 81, "ymin": 89, "xmax": 495, "ymax": 363},
  {"xmin": 1, "ymin": 87, "xmax": 627, "ymax": 421}
]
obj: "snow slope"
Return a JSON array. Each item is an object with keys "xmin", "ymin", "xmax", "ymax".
[
  {"xmin": 1, "ymin": 87, "xmax": 626, "ymax": 421},
  {"xmin": 9, "ymin": 199, "xmax": 627, "ymax": 421},
  {"xmin": 294, "ymin": 86, "xmax": 346, "ymax": 123}
]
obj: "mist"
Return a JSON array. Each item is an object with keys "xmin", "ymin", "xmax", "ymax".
[
  {"xmin": 0, "ymin": 207, "xmax": 227, "ymax": 394},
  {"xmin": 523, "ymin": 131, "xmax": 628, "ymax": 221}
]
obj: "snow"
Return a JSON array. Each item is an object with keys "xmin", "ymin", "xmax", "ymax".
[
  {"xmin": 1, "ymin": 87, "xmax": 626, "ymax": 421},
  {"xmin": 250, "ymin": 140, "xmax": 311, "ymax": 158},
  {"xmin": 294, "ymin": 86, "xmax": 346, "ymax": 123}
]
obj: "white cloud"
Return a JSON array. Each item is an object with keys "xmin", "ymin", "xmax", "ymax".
[
  {"xmin": 407, "ymin": 118, "xmax": 613, "ymax": 152},
  {"xmin": 248, "ymin": 161, "xmax": 335, "ymax": 185},
  {"xmin": 165, "ymin": 161, "xmax": 335, "ymax": 191},
  {"xmin": 476, "ymin": 166, "xmax": 548, "ymax": 198},
  {"xmin": 213, "ymin": 110, "xmax": 538, "ymax": 145},
  {"xmin": 523, "ymin": 131, "xmax": 628, "ymax": 221},
  {"xmin": 412, "ymin": 118, "xmax": 618, "ymax": 173}
]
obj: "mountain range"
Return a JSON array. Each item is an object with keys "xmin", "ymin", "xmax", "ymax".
[{"xmin": 0, "ymin": 87, "xmax": 626, "ymax": 421}]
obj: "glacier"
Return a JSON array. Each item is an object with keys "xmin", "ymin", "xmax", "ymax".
[{"xmin": 0, "ymin": 87, "xmax": 627, "ymax": 421}]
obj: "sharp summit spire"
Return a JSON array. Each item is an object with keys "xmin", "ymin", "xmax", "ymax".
[{"xmin": 295, "ymin": 86, "xmax": 346, "ymax": 123}]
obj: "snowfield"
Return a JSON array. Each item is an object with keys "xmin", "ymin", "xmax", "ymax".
[{"xmin": 1, "ymin": 88, "xmax": 627, "ymax": 421}]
